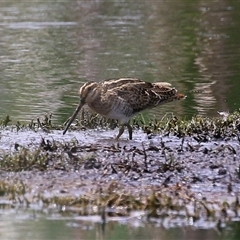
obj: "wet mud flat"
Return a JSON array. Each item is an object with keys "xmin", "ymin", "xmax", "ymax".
[{"xmin": 0, "ymin": 113, "xmax": 240, "ymax": 228}]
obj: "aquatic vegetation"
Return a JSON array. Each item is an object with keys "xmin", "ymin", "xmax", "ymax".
[
  {"xmin": 0, "ymin": 180, "xmax": 26, "ymax": 202},
  {"xmin": 0, "ymin": 115, "xmax": 11, "ymax": 127},
  {"xmin": 62, "ymin": 110, "xmax": 240, "ymax": 140},
  {"xmin": 0, "ymin": 111, "xmax": 240, "ymax": 226},
  {"xmin": 1, "ymin": 110, "xmax": 240, "ymax": 140}
]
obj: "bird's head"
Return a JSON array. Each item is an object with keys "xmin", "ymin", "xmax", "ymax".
[
  {"xmin": 63, "ymin": 81, "xmax": 99, "ymax": 135},
  {"xmin": 79, "ymin": 81, "xmax": 99, "ymax": 104}
]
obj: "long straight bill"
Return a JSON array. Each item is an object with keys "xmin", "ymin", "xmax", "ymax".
[{"xmin": 63, "ymin": 101, "xmax": 84, "ymax": 135}]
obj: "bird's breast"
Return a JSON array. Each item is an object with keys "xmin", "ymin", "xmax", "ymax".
[{"xmin": 87, "ymin": 96, "xmax": 133, "ymax": 124}]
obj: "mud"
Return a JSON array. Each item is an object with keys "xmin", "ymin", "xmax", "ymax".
[{"xmin": 0, "ymin": 123, "xmax": 240, "ymax": 228}]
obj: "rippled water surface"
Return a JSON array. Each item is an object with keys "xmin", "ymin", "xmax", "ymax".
[
  {"xmin": 1, "ymin": 0, "xmax": 240, "ymax": 124},
  {"xmin": 1, "ymin": 1, "xmax": 240, "ymax": 238},
  {"xmin": 0, "ymin": 207, "xmax": 240, "ymax": 240}
]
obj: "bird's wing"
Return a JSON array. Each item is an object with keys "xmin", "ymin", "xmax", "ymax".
[
  {"xmin": 101, "ymin": 78, "xmax": 145, "ymax": 89},
  {"xmin": 111, "ymin": 82, "xmax": 177, "ymax": 113}
]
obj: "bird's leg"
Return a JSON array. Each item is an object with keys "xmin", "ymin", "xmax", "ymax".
[
  {"xmin": 126, "ymin": 122, "xmax": 132, "ymax": 140},
  {"xmin": 116, "ymin": 122, "xmax": 132, "ymax": 140},
  {"xmin": 116, "ymin": 125, "xmax": 125, "ymax": 139}
]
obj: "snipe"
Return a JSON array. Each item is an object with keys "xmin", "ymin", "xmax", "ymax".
[{"xmin": 63, "ymin": 78, "xmax": 185, "ymax": 139}]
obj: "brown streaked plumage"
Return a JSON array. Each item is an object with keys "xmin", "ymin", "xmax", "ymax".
[{"xmin": 63, "ymin": 78, "xmax": 185, "ymax": 139}]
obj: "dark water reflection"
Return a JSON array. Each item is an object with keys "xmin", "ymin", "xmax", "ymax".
[{"xmin": 0, "ymin": 1, "xmax": 240, "ymax": 123}]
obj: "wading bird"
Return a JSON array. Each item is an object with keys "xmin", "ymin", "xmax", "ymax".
[{"xmin": 63, "ymin": 78, "xmax": 185, "ymax": 139}]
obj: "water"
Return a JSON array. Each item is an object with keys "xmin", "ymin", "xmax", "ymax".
[
  {"xmin": 0, "ymin": 1, "xmax": 240, "ymax": 124},
  {"xmin": 0, "ymin": 207, "xmax": 240, "ymax": 240},
  {"xmin": 1, "ymin": 1, "xmax": 240, "ymax": 238}
]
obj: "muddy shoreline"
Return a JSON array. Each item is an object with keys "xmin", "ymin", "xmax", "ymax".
[{"xmin": 1, "ymin": 113, "xmax": 240, "ymax": 228}]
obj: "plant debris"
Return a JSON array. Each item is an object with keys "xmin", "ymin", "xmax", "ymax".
[{"xmin": 0, "ymin": 111, "xmax": 240, "ymax": 227}]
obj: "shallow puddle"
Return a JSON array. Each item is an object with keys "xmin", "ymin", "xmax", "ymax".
[{"xmin": 0, "ymin": 206, "xmax": 240, "ymax": 240}]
